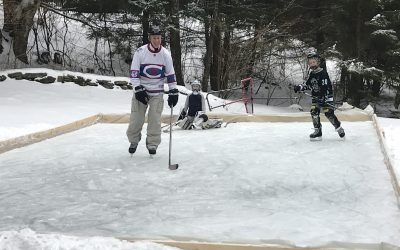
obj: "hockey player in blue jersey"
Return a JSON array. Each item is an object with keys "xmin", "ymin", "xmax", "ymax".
[
  {"xmin": 177, "ymin": 80, "xmax": 222, "ymax": 130},
  {"xmin": 294, "ymin": 53, "xmax": 345, "ymax": 140},
  {"xmin": 177, "ymin": 80, "xmax": 208, "ymax": 129}
]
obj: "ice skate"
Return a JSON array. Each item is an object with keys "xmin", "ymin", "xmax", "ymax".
[
  {"xmin": 310, "ymin": 127, "xmax": 322, "ymax": 141},
  {"xmin": 336, "ymin": 126, "xmax": 345, "ymax": 138}
]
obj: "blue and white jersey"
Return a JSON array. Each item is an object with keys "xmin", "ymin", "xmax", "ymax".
[
  {"xmin": 182, "ymin": 92, "xmax": 206, "ymax": 117},
  {"xmin": 305, "ymin": 67, "xmax": 334, "ymax": 101},
  {"xmin": 130, "ymin": 44, "xmax": 177, "ymax": 96}
]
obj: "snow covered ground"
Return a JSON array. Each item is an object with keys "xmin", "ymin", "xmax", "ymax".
[
  {"xmin": 1, "ymin": 71, "xmax": 400, "ymax": 250},
  {"xmin": 0, "ymin": 73, "xmax": 298, "ymax": 141},
  {"xmin": 0, "ymin": 229, "xmax": 180, "ymax": 250},
  {"xmin": 378, "ymin": 117, "xmax": 400, "ymax": 182}
]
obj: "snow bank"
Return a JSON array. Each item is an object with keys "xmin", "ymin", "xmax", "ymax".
[{"xmin": 0, "ymin": 229, "xmax": 181, "ymax": 250}]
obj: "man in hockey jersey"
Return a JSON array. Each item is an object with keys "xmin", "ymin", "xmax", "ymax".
[
  {"xmin": 294, "ymin": 53, "xmax": 345, "ymax": 140},
  {"xmin": 127, "ymin": 22, "xmax": 179, "ymax": 155},
  {"xmin": 177, "ymin": 80, "xmax": 208, "ymax": 130}
]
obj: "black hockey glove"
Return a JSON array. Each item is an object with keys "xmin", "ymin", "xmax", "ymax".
[
  {"xmin": 135, "ymin": 85, "xmax": 149, "ymax": 105},
  {"xmin": 294, "ymin": 85, "xmax": 302, "ymax": 93},
  {"xmin": 168, "ymin": 88, "xmax": 179, "ymax": 107},
  {"xmin": 317, "ymin": 96, "xmax": 326, "ymax": 106},
  {"xmin": 178, "ymin": 110, "xmax": 186, "ymax": 121}
]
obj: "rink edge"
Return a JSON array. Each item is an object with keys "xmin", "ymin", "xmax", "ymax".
[
  {"xmin": 119, "ymin": 239, "xmax": 400, "ymax": 250},
  {"xmin": 0, "ymin": 111, "xmax": 372, "ymax": 155},
  {"xmin": 0, "ymin": 114, "xmax": 100, "ymax": 154},
  {"xmin": 372, "ymin": 114, "xmax": 400, "ymax": 208}
]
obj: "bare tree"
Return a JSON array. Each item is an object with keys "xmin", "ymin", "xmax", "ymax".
[{"xmin": 3, "ymin": 0, "xmax": 42, "ymax": 63}]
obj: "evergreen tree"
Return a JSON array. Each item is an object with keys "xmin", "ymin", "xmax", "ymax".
[{"xmin": 367, "ymin": 0, "xmax": 400, "ymax": 109}]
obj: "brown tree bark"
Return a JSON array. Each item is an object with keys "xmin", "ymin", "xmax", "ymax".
[
  {"xmin": 168, "ymin": 0, "xmax": 184, "ymax": 86},
  {"xmin": 355, "ymin": 0, "xmax": 362, "ymax": 59},
  {"xmin": 348, "ymin": 72, "xmax": 363, "ymax": 107},
  {"xmin": 3, "ymin": 0, "xmax": 41, "ymax": 64},
  {"xmin": 246, "ymin": 21, "xmax": 260, "ymax": 78},
  {"xmin": 141, "ymin": 10, "xmax": 149, "ymax": 46},
  {"xmin": 346, "ymin": 0, "xmax": 364, "ymax": 107},
  {"xmin": 2, "ymin": 0, "xmax": 19, "ymax": 33},
  {"xmin": 209, "ymin": 0, "xmax": 221, "ymax": 92},
  {"xmin": 220, "ymin": 25, "xmax": 231, "ymax": 91},
  {"xmin": 201, "ymin": 0, "xmax": 215, "ymax": 92},
  {"xmin": 394, "ymin": 86, "xmax": 400, "ymax": 110},
  {"xmin": 0, "ymin": 31, "xmax": 3, "ymax": 54}
]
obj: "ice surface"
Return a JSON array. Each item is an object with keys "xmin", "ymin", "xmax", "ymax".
[{"xmin": 0, "ymin": 121, "xmax": 399, "ymax": 247}]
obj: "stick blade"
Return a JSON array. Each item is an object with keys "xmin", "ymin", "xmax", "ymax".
[{"xmin": 169, "ymin": 164, "xmax": 179, "ymax": 170}]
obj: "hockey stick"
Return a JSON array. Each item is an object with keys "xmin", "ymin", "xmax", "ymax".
[
  {"xmin": 162, "ymin": 107, "xmax": 185, "ymax": 129},
  {"xmin": 162, "ymin": 121, "xmax": 179, "ymax": 130},
  {"xmin": 303, "ymin": 92, "xmax": 350, "ymax": 111},
  {"xmin": 168, "ymin": 107, "xmax": 179, "ymax": 170}
]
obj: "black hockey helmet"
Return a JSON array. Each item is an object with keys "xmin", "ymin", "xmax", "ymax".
[{"xmin": 307, "ymin": 52, "xmax": 321, "ymax": 64}]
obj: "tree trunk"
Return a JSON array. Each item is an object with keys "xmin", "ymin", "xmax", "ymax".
[
  {"xmin": 3, "ymin": 0, "xmax": 41, "ymax": 64},
  {"xmin": 246, "ymin": 21, "xmax": 260, "ymax": 78},
  {"xmin": 201, "ymin": 0, "xmax": 214, "ymax": 92},
  {"xmin": 168, "ymin": 0, "xmax": 184, "ymax": 86},
  {"xmin": 0, "ymin": 31, "xmax": 3, "ymax": 55},
  {"xmin": 371, "ymin": 80, "xmax": 380, "ymax": 97},
  {"xmin": 2, "ymin": 0, "xmax": 18, "ymax": 33},
  {"xmin": 210, "ymin": 0, "xmax": 221, "ymax": 92},
  {"xmin": 394, "ymin": 86, "xmax": 400, "ymax": 110},
  {"xmin": 355, "ymin": 0, "xmax": 362, "ymax": 59},
  {"xmin": 314, "ymin": 0, "xmax": 324, "ymax": 51},
  {"xmin": 141, "ymin": 10, "xmax": 149, "ymax": 46},
  {"xmin": 220, "ymin": 24, "xmax": 231, "ymax": 90},
  {"xmin": 340, "ymin": 66, "xmax": 347, "ymax": 100},
  {"xmin": 348, "ymin": 72, "xmax": 363, "ymax": 107}
]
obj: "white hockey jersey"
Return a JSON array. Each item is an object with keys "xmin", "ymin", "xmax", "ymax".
[{"xmin": 130, "ymin": 44, "xmax": 177, "ymax": 96}]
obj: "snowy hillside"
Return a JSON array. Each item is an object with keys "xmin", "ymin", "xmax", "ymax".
[
  {"xmin": 0, "ymin": 68, "xmax": 300, "ymax": 141},
  {"xmin": 1, "ymin": 70, "xmax": 400, "ymax": 250}
]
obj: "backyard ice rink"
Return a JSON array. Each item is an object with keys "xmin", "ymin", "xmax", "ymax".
[{"xmin": 0, "ymin": 121, "xmax": 399, "ymax": 247}]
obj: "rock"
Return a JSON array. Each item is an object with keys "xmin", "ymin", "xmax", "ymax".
[
  {"xmin": 97, "ymin": 80, "xmax": 114, "ymax": 89},
  {"xmin": 114, "ymin": 81, "xmax": 129, "ymax": 86},
  {"xmin": 23, "ymin": 73, "xmax": 47, "ymax": 81},
  {"xmin": 0, "ymin": 75, "xmax": 6, "ymax": 81},
  {"xmin": 57, "ymin": 76, "xmax": 64, "ymax": 82},
  {"xmin": 63, "ymin": 74, "xmax": 77, "ymax": 83},
  {"xmin": 37, "ymin": 76, "xmax": 56, "ymax": 84},
  {"xmin": 73, "ymin": 76, "xmax": 87, "ymax": 86},
  {"xmin": 114, "ymin": 81, "xmax": 130, "ymax": 90},
  {"xmin": 7, "ymin": 72, "xmax": 23, "ymax": 80},
  {"xmin": 86, "ymin": 80, "xmax": 98, "ymax": 87},
  {"xmin": 57, "ymin": 75, "xmax": 97, "ymax": 86}
]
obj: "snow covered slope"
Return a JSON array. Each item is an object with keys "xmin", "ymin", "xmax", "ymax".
[{"xmin": 0, "ymin": 72, "xmax": 299, "ymax": 141}]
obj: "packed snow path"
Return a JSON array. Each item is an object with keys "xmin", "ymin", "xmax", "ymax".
[{"xmin": 0, "ymin": 121, "xmax": 399, "ymax": 247}]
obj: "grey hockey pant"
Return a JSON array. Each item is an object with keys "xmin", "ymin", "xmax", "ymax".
[{"xmin": 126, "ymin": 95, "xmax": 164, "ymax": 149}]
